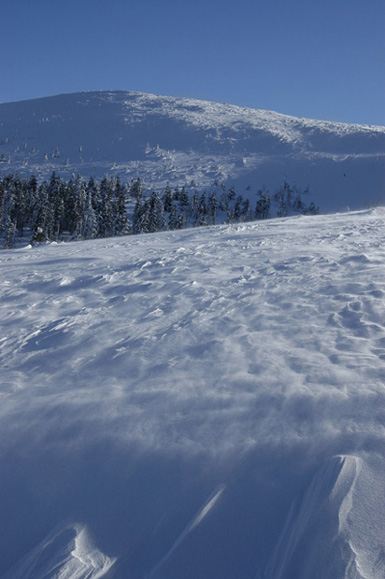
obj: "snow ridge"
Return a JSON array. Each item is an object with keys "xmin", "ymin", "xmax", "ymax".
[
  {"xmin": 2, "ymin": 524, "xmax": 116, "ymax": 579},
  {"xmin": 148, "ymin": 485, "xmax": 225, "ymax": 577}
]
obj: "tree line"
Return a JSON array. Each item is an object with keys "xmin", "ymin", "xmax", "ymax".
[{"xmin": 0, "ymin": 172, "xmax": 319, "ymax": 248}]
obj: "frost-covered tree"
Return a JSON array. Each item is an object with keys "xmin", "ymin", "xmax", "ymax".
[
  {"xmin": 148, "ymin": 192, "xmax": 165, "ymax": 233},
  {"xmin": 208, "ymin": 191, "xmax": 218, "ymax": 224},
  {"xmin": 168, "ymin": 205, "xmax": 179, "ymax": 230},
  {"xmin": 255, "ymin": 190, "xmax": 271, "ymax": 220},
  {"xmin": 5, "ymin": 218, "xmax": 16, "ymax": 249},
  {"xmin": 178, "ymin": 187, "xmax": 189, "ymax": 214},
  {"xmin": 113, "ymin": 177, "xmax": 129, "ymax": 236},
  {"xmin": 130, "ymin": 177, "xmax": 143, "ymax": 199},
  {"xmin": 162, "ymin": 184, "xmax": 173, "ymax": 213},
  {"xmin": 82, "ymin": 189, "xmax": 98, "ymax": 239}
]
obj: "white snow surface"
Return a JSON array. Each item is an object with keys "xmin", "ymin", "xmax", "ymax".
[
  {"xmin": 1, "ymin": 209, "xmax": 385, "ymax": 578},
  {"xmin": 0, "ymin": 90, "xmax": 384, "ymax": 212}
]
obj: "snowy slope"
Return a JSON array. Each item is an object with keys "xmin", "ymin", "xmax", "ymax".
[
  {"xmin": 0, "ymin": 90, "xmax": 384, "ymax": 212},
  {"xmin": 1, "ymin": 208, "xmax": 385, "ymax": 577}
]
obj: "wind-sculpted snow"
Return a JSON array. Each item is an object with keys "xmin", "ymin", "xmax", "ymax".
[
  {"xmin": 1, "ymin": 209, "xmax": 385, "ymax": 577},
  {"xmin": 0, "ymin": 91, "xmax": 384, "ymax": 211},
  {"xmin": 2, "ymin": 524, "xmax": 116, "ymax": 579}
]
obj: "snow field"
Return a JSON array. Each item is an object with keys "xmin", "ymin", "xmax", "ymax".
[{"xmin": 1, "ymin": 208, "xmax": 385, "ymax": 577}]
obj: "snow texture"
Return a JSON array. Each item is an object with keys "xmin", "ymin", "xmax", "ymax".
[
  {"xmin": 0, "ymin": 90, "xmax": 384, "ymax": 212},
  {"xmin": 1, "ymin": 208, "xmax": 385, "ymax": 577}
]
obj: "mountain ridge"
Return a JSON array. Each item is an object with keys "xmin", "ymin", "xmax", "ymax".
[{"xmin": 2, "ymin": 89, "xmax": 385, "ymax": 130}]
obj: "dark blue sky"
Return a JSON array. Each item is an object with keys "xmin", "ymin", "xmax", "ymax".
[{"xmin": 1, "ymin": 0, "xmax": 384, "ymax": 125}]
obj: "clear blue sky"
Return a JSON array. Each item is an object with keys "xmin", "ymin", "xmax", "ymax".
[{"xmin": 1, "ymin": 0, "xmax": 384, "ymax": 125}]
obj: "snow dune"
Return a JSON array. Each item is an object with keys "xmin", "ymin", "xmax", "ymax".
[{"xmin": 1, "ymin": 208, "xmax": 385, "ymax": 577}]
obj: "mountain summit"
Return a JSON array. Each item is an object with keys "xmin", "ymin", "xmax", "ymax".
[{"xmin": 0, "ymin": 91, "xmax": 384, "ymax": 212}]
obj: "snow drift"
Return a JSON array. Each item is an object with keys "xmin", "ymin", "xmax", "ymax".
[{"xmin": 1, "ymin": 208, "xmax": 385, "ymax": 577}]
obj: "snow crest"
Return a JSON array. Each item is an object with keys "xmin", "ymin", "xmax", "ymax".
[
  {"xmin": 263, "ymin": 454, "xmax": 384, "ymax": 579},
  {"xmin": 2, "ymin": 524, "xmax": 116, "ymax": 579}
]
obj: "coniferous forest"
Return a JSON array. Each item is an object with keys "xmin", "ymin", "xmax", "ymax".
[{"xmin": 0, "ymin": 172, "xmax": 319, "ymax": 248}]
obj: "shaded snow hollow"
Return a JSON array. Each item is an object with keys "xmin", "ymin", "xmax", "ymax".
[
  {"xmin": 0, "ymin": 90, "xmax": 384, "ymax": 212},
  {"xmin": 1, "ymin": 209, "xmax": 385, "ymax": 577}
]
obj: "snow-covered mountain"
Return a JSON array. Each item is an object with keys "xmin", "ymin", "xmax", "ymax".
[
  {"xmin": 1, "ymin": 90, "xmax": 384, "ymax": 212},
  {"xmin": 1, "ymin": 208, "xmax": 385, "ymax": 578}
]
